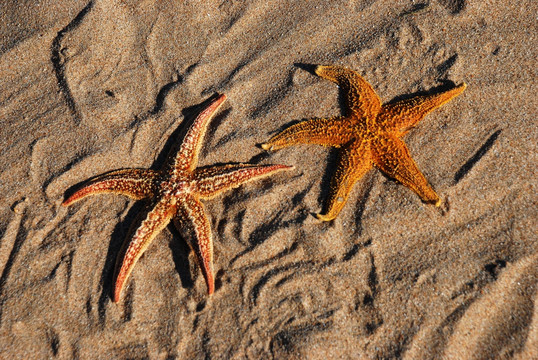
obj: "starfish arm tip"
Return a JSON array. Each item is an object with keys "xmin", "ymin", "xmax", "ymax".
[
  {"xmin": 113, "ymin": 272, "xmax": 126, "ymax": 302},
  {"xmin": 61, "ymin": 196, "xmax": 77, "ymax": 207},
  {"xmin": 204, "ymin": 266, "xmax": 215, "ymax": 295},
  {"xmin": 211, "ymin": 93, "xmax": 227, "ymax": 107},
  {"xmin": 260, "ymin": 143, "xmax": 273, "ymax": 151},
  {"xmin": 314, "ymin": 65, "xmax": 327, "ymax": 75},
  {"xmin": 315, "ymin": 213, "xmax": 334, "ymax": 222},
  {"xmin": 113, "ymin": 288, "xmax": 121, "ymax": 303},
  {"xmin": 211, "ymin": 94, "xmax": 227, "ymax": 110},
  {"xmin": 274, "ymin": 164, "xmax": 294, "ymax": 171}
]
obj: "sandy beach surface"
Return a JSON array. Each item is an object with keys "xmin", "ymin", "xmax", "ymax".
[{"xmin": 0, "ymin": 1, "xmax": 536, "ymax": 358}]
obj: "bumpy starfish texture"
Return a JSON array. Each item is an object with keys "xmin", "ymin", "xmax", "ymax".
[
  {"xmin": 63, "ymin": 94, "xmax": 292, "ymax": 302},
  {"xmin": 262, "ymin": 65, "xmax": 465, "ymax": 221}
]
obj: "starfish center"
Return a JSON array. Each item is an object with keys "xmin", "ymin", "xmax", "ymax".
[{"xmin": 160, "ymin": 178, "xmax": 192, "ymax": 198}]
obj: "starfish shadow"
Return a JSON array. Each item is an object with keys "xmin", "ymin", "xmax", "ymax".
[
  {"xmin": 293, "ymin": 62, "xmax": 318, "ymax": 75},
  {"xmin": 454, "ymin": 129, "xmax": 501, "ymax": 184},
  {"xmin": 352, "ymin": 173, "xmax": 375, "ymax": 234},
  {"xmin": 168, "ymin": 224, "xmax": 195, "ymax": 291},
  {"xmin": 149, "ymin": 75, "xmax": 184, "ymax": 116},
  {"xmin": 248, "ymin": 151, "xmax": 272, "ymax": 164},
  {"xmin": 316, "ymin": 147, "xmax": 339, "ymax": 211}
]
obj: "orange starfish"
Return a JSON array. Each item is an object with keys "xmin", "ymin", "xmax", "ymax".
[
  {"xmin": 262, "ymin": 65, "xmax": 465, "ymax": 221},
  {"xmin": 63, "ymin": 94, "xmax": 292, "ymax": 301}
]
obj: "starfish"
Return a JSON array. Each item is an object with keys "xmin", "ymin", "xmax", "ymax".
[
  {"xmin": 63, "ymin": 94, "xmax": 292, "ymax": 302},
  {"xmin": 262, "ymin": 65, "xmax": 466, "ymax": 221}
]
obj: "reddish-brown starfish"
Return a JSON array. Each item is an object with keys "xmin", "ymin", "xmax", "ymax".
[
  {"xmin": 63, "ymin": 94, "xmax": 292, "ymax": 301},
  {"xmin": 262, "ymin": 65, "xmax": 465, "ymax": 221}
]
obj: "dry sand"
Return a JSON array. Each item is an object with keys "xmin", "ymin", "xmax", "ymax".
[{"xmin": 0, "ymin": 0, "xmax": 536, "ymax": 359}]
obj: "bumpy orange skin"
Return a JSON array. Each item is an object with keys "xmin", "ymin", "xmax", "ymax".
[{"xmin": 263, "ymin": 65, "xmax": 466, "ymax": 221}]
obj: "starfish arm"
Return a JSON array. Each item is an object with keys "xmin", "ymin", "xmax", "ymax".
[
  {"xmin": 174, "ymin": 94, "xmax": 227, "ymax": 173},
  {"xmin": 315, "ymin": 65, "xmax": 381, "ymax": 118},
  {"xmin": 193, "ymin": 163, "xmax": 293, "ymax": 198},
  {"xmin": 378, "ymin": 83, "xmax": 466, "ymax": 135},
  {"xmin": 261, "ymin": 117, "xmax": 354, "ymax": 151},
  {"xmin": 317, "ymin": 142, "xmax": 373, "ymax": 221},
  {"xmin": 372, "ymin": 133, "xmax": 440, "ymax": 205},
  {"xmin": 173, "ymin": 194, "xmax": 215, "ymax": 294},
  {"xmin": 113, "ymin": 197, "xmax": 176, "ymax": 302},
  {"xmin": 62, "ymin": 169, "xmax": 160, "ymax": 206}
]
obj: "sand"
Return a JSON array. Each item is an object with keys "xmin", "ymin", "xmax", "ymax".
[{"xmin": 0, "ymin": 0, "xmax": 536, "ymax": 359}]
